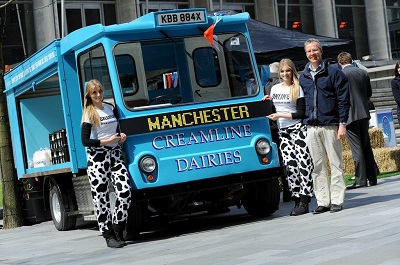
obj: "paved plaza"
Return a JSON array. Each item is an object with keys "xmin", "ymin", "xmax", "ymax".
[{"xmin": 0, "ymin": 175, "xmax": 399, "ymax": 265}]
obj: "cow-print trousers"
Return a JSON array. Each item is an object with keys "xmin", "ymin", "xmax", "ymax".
[
  {"xmin": 87, "ymin": 146, "xmax": 132, "ymax": 234},
  {"xmin": 279, "ymin": 122, "xmax": 314, "ymax": 199}
]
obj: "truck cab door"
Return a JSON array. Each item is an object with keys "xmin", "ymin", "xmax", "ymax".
[
  {"xmin": 184, "ymin": 36, "xmax": 231, "ymax": 102},
  {"xmin": 114, "ymin": 43, "xmax": 149, "ymax": 108}
]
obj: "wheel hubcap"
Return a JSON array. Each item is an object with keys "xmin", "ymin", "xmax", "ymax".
[{"xmin": 52, "ymin": 192, "xmax": 61, "ymax": 222}]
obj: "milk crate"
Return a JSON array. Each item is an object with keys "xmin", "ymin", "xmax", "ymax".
[
  {"xmin": 49, "ymin": 129, "xmax": 68, "ymax": 149},
  {"xmin": 51, "ymin": 147, "xmax": 70, "ymax": 164},
  {"xmin": 49, "ymin": 129, "xmax": 69, "ymax": 164}
]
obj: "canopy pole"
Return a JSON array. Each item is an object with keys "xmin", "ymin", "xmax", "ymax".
[
  {"xmin": 16, "ymin": 4, "xmax": 27, "ymax": 59},
  {"xmin": 285, "ymin": 0, "xmax": 288, "ymax": 29}
]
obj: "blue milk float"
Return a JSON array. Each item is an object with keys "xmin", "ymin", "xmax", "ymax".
[{"xmin": 4, "ymin": 8, "xmax": 285, "ymax": 237}]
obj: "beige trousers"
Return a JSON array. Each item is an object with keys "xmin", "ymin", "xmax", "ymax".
[{"xmin": 306, "ymin": 125, "xmax": 346, "ymax": 207}]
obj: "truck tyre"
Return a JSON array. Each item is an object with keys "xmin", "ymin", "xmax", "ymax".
[
  {"xmin": 124, "ymin": 201, "xmax": 144, "ymax": 240},
  {"xmin": 242, "ymin": 178, "xmax": 280, "ymax": 217},
  {"xmin": 49, "ymin": 184, "xmax": 76, "ymax": 231}
]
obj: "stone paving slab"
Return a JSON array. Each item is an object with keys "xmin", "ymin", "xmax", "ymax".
[{"xmin": 0, "ymin": 175, "xmax": 400, "ymax": 265}]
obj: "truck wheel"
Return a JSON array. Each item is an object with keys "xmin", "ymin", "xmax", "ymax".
[
  {"xmin": 49, "ymin": 185, "xmax": 76, "ymax": 231},
  {"xmin": 124, "ymin": 201, "xmax": 144, "ymax": 240},
  {"xmin": 242, "ymin": 178, "xmax": 280, "ymax": 217}
]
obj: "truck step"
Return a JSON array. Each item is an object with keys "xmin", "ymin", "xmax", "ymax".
[
  {"xmin": 72, "ymin": 175, "xmax": 94, "ymax": 213},
  {"xmin": 83, "ymin": 215, "xmax": 97, "ymax": 221}
]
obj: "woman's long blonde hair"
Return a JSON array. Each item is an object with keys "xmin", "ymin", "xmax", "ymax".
[
  {"xmin": 279, "ymin": 58, "xmax": 300, "ymax": 102},
  {"xmin": 81, "ymin": 79, "xmax": 103, "ymax": 127}
]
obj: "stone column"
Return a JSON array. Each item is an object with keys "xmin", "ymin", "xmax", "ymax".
[
  {"xmin": 33, "ymin": 0, "xmax": 57, "ymax": 50},
  {"xmin": 24, "ymin": 4, "xmax": 36, "ymax": 57},
  {"xmin": 365, "ymin": 0, "xmax": 391, "ymax": 60},
  {"xmin": 255, "ymin": 0, "xmax": 278, "ymax": 25},
  {"xmin": 313, "ymin": 0, "xmax": 338, "ymax": 38},
  {"xmin": 191, "ymin": 0, "xmax": 210, "ymax": 10},
  {"xmin": 116, "ymin": 0, "xmax": 137, "ymax": 23}
]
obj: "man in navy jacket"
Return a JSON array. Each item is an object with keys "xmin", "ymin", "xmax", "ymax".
[{"xmin": 299, "ymin": 38, "xmax": 350, "ymax": 214}]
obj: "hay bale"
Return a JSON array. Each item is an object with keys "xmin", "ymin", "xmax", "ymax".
[
  {"xmin": 342, "ymin": 150, "xmax": 354, "ymax": 175},
  {"xmin": 373, "ymin": 147, "xmax": 400, "ymax": 172},
  {"xmin": 342, "ymin": 127, "xmax": 389, "ymax": 175},
  {"xmin": 342, "ymin": 147, "xmax": 400, "ymax": 175},
  {"xmin": 342, "ymin": 137, "xmax": 351, "ymax": 151},
  {"xmin": 342, "ymin": 127, "xmax": 385, "ymax": 151},
  {"xmin": 369, "ymin": 127, "xmax": 385, "ymax": 149}
]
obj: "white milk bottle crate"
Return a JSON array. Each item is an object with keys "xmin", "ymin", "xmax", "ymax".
[{"xmin": 33, "ymin": 148, "xmax": 52, "ymax": 168}]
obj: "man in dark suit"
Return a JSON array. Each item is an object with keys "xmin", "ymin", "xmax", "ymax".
[{"xmin": 337, "ymin": 52, "xmax": 378, "ymax": 188}]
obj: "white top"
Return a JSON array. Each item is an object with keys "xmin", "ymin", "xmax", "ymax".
[
  {"xmin": 270, "ymin": 83, "xmax": 304, "ymax": 129},
  {"xmin": 84, "ymin": 104, "xmax": 119, "ymax": 147}
]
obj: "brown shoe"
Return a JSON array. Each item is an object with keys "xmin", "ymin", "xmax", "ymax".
[
  {"xmin": 290, "ymin": 202, "xmax": 309, "ymax": 216},
  {"xmin": 330, "ymin": 204, "xmax": 343, "ymax": 213},
  {"xmin": 106, "ymin": 236, "xmax": 124, "ymax": 248},
  {"xmin": 312, "ymin": 206, "xmax": 330, "ymax": 214}
]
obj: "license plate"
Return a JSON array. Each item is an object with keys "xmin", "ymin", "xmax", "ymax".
[{"xmin": 157, "ymin": 11, "xmax": 206, "ymax": 26}]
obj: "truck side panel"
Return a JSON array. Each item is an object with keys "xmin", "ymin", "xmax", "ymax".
[{"xmin": 4, "ymin": 41, "xmax": 85, "ymax": 178}]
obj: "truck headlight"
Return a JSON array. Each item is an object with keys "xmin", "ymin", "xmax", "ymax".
[
  {"xmin": 255, "ymin": 139, "xmax": 271, "ymax": 155},
  {"xmin": 139, "ymin": 156, "xmax": 157, "ymax": 173}
]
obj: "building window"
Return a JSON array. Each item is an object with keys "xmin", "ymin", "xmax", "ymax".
[
  {"xmin": 277, "ymin": 0, "xmax": 314, "ymax": 34},
  {"xmin": 9, "ymin": 6, "xmax": 19, "ymax": 24},
  {"xmin": 387, "ymin": 0, "xmax": 400, "ymax": 59},
  {"xmin": 211, "ymin": 0, "xmax": 255, "ymax": 18},
  {"xmin": 224, "ymin": 0, "xmax": 253, "ymax": 2},
  {"xmin": 104, "ymin": 4, "xmax": 116, "ymax": 25},
  {"xmin": 58, "ymin": 3, "xmax": 116, "ymax": 35},
  {"xmin": 65, "ymin": 8, "xmax": 84, "ymax": 33},
  {"xmin": 335, "ymin": 1, "xmax": 368, "ymax": 60},
  {"xmin": 387, "ymin": 0, "xmax": 400, "ymax": 23},
  {"xmin": 4, "ymin": 5, "xmax": 32, "ymax": 64},
  {"xmin": 139, "ymin": 2, "xmax": 189, "ymax": 15}
]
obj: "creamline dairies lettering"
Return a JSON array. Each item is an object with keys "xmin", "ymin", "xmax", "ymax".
[{"xmin": 151, "ymin": 124, "xmax": 252, "ymax": 150}]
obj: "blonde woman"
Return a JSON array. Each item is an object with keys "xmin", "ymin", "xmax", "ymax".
[
  {"xmin": 262, "ymin": 59, "xmax": 313, "ymax": 216},
  {"xmin": 81, "ymin": 79, "xmax": 132, "ymax": 248}
]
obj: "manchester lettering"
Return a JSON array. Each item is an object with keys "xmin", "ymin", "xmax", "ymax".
[{"xmin": 147, "ymin": 105, "xmax": 249, "ymax": 131}]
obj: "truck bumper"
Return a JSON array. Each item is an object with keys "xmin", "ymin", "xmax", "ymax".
[{"xmin": 132, "ymin": 166, "xmax": 286, "ymax": 201}]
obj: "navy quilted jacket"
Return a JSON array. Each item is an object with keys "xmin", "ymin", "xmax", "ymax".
[{"xmin": 299, "ymin": 60, "xmax": 350, "ymax": 126}]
